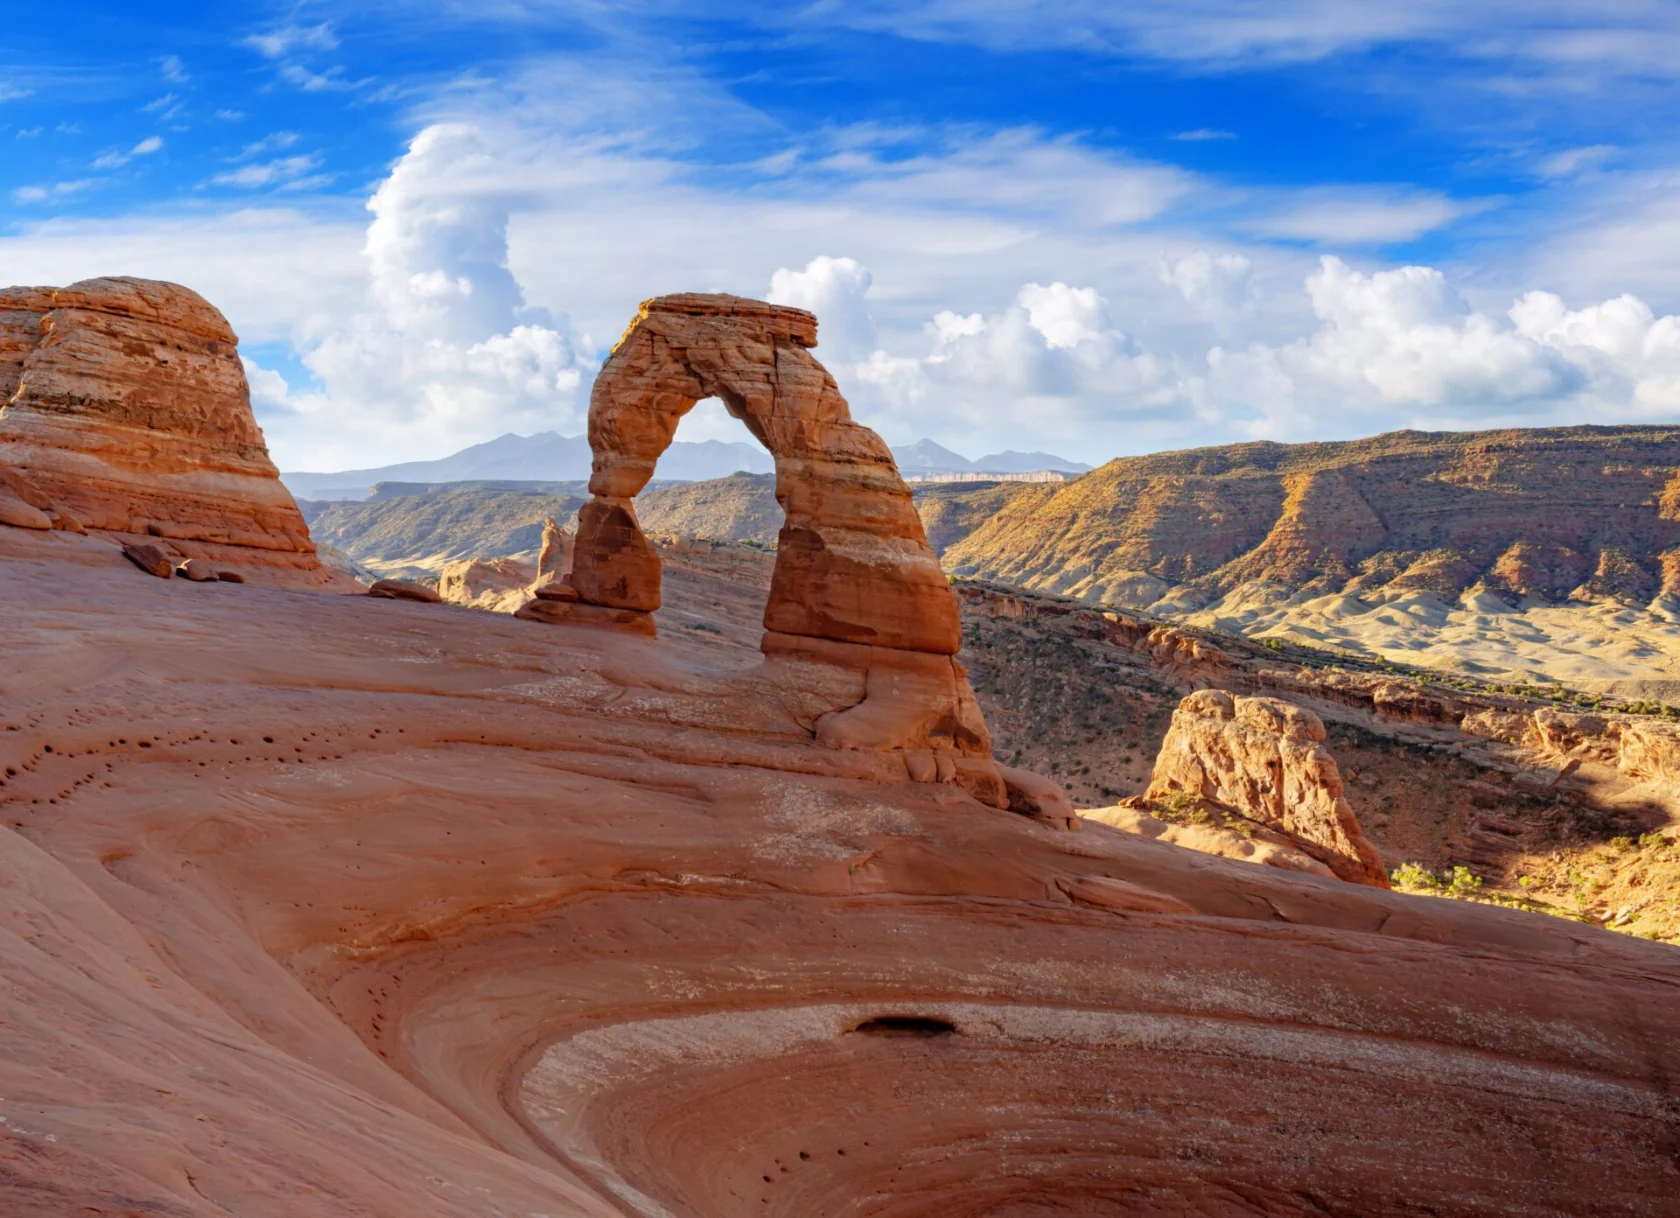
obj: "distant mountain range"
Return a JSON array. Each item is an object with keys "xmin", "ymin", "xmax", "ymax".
[
  {"xmin": 891, "ymin": 440, "xmax": 1092, "ymax": 477},
  {"xmin": 281, "ymin": 432, "xmax": 772, "ymax": 501},
  {"xmin": 282, "ymin": 432, "xmax": 1090, "ymax": 500}
]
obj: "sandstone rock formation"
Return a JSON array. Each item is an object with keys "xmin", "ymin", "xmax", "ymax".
[
  {"xmin": 554, "ymin": 293, "xmax": 1005, "ymax": 805},
  {"xmin": 121, "ymin": 540, "xmax": 174, "ymax": 578},
  {"xmin": 535, "ymin": 514, "xmax": 572, "ymax": 581},
  {"xmin": 1126, "ymin": 689, "xmax": 1390, "ymax": 886},
  {"xmin": 368, "ymin": 577, "xmax": 443, "ymax": 603},
  {"xmin": 1080, "ymin": 799, "xmax": 1340, "ymax": 878},
  {"xmin": 438, "ymin": 555, "xmax": 538, "ymax": 612},
  {"xmin": 2, "ymin": 519, "xmax": 1677, "ymax": 1217},
  {"xmin": 573, "ymin": 294, "xmax": 956, "ymax": 650},
  {"xmin": 0, "ymin": 276, "xmax": 344, "ymax": 587}
]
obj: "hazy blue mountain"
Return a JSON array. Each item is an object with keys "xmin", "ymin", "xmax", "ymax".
[
  {"xmin": 890, "ymin": 439, "xmax": 976, "ymax": 475},
  {"xmin": 284, "ymin": 431, "xmax": 1086, "ymax": 501},
  {"xmin": 971, "ymin": 450, "xmax": 1093, "ymax": 474},
  {"xmin": 890, "ymin": 439, "xmax": 1089, "ymax": 476},
  {"xmin": 282, "ymin": 431, "xmax": 772, "ymax": 500}
]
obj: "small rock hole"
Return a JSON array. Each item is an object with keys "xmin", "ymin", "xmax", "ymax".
[{"xmin": 850, "ymin": 1015, "xmax": 957, "ymax": 1038}]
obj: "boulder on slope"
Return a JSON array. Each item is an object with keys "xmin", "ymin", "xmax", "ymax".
[{"xmin": 1131, "ymin": 689, "xmax": 1390, "ymax": 887}]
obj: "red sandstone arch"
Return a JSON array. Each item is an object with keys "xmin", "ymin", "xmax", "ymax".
[{"xmin": 569, "ymin": 293, "xmax": 960, "ymax": 656}]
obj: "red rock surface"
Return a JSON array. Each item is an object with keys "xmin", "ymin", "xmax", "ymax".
[
  {"xmin": 0, "ymin": 277, "xmax": 344, "ymax": 588},
  {"xmin": 1, "ymin": 522, "xmax": 1677, "ymax": 1216}
]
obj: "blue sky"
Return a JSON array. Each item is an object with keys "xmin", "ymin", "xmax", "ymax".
[{"xmin": 4, "ymin": 2, "xmax": 1679, "ymax": 470}]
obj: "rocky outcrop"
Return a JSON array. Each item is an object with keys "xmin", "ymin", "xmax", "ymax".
[
  {"xmin": 572, "ymin": 295, "xmax": 956, "ymax": 652},
  {"xmin": 1137, "ymin": 690, "xmax": 1390, "ymax": 886},
  {"xmin": 551, "ymin": 293, "xmax": 1004, "ymax": 805},
  {"xmin": 368, "ymin": 577, "xmax": 442, "ymax": 603},
  {"xmin": 438, "ymin": 556, "xmax": 538, "ymax": 612},
  {"xmin": 535, "ymin": 516, "xmax": 571, "ymax": 582},
  {"xmin": 0, "ymin": 276, "xmax": 344, "ymax": 587}
]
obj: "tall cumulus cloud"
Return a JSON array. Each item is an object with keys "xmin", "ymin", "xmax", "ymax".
[{"xmin": 248, "ymin": 124, "xmax": 595, "ymax": 469}]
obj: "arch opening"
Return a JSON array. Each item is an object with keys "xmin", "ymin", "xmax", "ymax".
[{"xmin": 569, "ymin": 293, "xmax": 959, "ymax": 655}]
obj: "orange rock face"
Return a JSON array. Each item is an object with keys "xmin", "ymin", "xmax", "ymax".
[
  {"xmin": 0, "ymin": 276, "xmax": 341, "ymax": 587},
  {"xmin": 574, "ymin": 293, "xmax": 958, "ymax": 653},
  {"xmin": 1143, "ymin": 689, "xmax": 1391, "ymax": 886},
  {"xmin": 562, "ymin": 293, "xmax": 1002, "ymax": 802}
]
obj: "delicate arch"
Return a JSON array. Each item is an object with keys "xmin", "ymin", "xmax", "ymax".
[{"xmin": 570, "ymin": 293, "xmax": 960, "ymax": 656}]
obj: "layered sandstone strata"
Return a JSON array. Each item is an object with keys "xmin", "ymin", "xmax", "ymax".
[
  {"xmin": 0, "ymin": 276, "xmax": 338, "ymax": 586},
  {"xmin": 1133, "ymin": 689, "xmax": 1390, "ymax": 886}
]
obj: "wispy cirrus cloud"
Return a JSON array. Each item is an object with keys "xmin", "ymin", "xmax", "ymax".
[
  {"xmin": 91, "ymin": 135, "xmax": 163, "ymax": 169},
  {"xmin": 11, "ymin": 178, "xmax": 94, "ymax": 203},
  {"xmin": 1240, "ymin": 186, "xmax": 1488, "ymax": 245},
  {"xmin": 211, "ymin": 153, "xmax": 327, "ymax": 190},
  {"xmin": 795, "ymin": 1, "xmax": 1680, "ymax": 76},
  {"xmin": 242, "ymin": 21, "xmax": 338, "ymax": 59}
]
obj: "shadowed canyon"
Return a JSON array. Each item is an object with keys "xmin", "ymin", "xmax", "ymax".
[{"xmin": 1, "ymin": 280, "xmax": 1678, "ymax": 1217}]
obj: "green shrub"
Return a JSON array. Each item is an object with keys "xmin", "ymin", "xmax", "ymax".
[
  {"xmin": 1447, "ymin": 865, "xmax": 1482, "ymax": 894},
  {"xmin": 1391, "ymin": 862, "xmax": 1441, "ymax": 890}
]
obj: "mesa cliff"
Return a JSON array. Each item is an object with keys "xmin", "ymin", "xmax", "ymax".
[
  {"xmin": 940, "ymin": 425, "xmax": 1680, "ymax": 607},
  {"xmin": 0, "ymin": 285, "xmax": 1676, "ymax": 1217}
]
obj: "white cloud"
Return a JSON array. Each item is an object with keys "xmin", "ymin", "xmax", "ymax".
[
  {"xmin": 242, "ymin": 22, "xmax": 338, "ymax": 59},
  {"xmin": 250, "ymin": 123, "xmax": 595, "ymax": 468},
  {"xmin": 824, "ymin": 127, "xmax": 1194, "ymax": 228},
  {"xmin": 0, "ymin": 207, "xmax": 365, "ymax": 345},
  {"xmin": 767, "ymin": 256, "xmax": 878, "ymax": 362},
  {"xmin": 1510, "ymin": 291, "xmax": 1680, "ymax": 412},
  {"xmin": 1171, "ymin": 128, "xmax": 1236, "ymax": 141},
  {"xmin": 1159, "ymin": 250, "xmax": 1254, "ymax": 322},
  {"xmin": 212, "ymin": 154, "xmax": 326, "ymax": 190},
  {"xmin": 11, "ymin": 179, "xmax": 93, "ymax": 204},
  {"xmin": 1203, "ymin": 256, "xmax": 1680, "ymax": 437},
  {"xmin": 280, "ymin": 63, "xmax": 354, "ymax": 92},
  {"xmin": 160, "ymin": 55, "xmax": 188, "ymax": 83},
  {"xmin": 1536, "ymin": 144, "xmax": 1616, "ymax": 180},
  {"xmin": 92, "ymin": 135, "xmax": 164, "ymax": 169},
  {"xmin": 1243, "ymin": 187, "xmax": 1476, "ymax": 245},
  {"xmin": 239, "ymin": 131, "xmax": 301, "ymax": 158},
  {"xmin": 0, "ymin": 85, "xmax": 31, "ymax": 103},
  {"xmin": 798, "ymin": 2, "xmax": 1680, "ymax": 77},
  {"xmin": 767, "ymin": 256, "xmax": 1192, "ymax": 444}
]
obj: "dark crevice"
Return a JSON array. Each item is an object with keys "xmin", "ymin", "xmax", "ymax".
[{"xmin": 850, "ymin": 1014, "xmax": 958, "ymax": 1038}]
